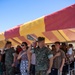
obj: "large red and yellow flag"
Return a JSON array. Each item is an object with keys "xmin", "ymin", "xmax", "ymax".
[{"xmin": 0, "ymin": 4, "xmax": 75, "ymax": 48}]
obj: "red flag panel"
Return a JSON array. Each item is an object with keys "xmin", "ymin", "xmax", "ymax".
[
  {"xmin": 4, "ymin": 25, "xmax": 20, "ymax": 39},
  {"xmin": 45, "ymin": 4, "xmax": 75, "ymax": 31}
]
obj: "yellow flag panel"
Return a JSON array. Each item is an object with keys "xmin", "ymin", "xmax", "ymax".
[
  {"xmin": 20, "ymin": 17, "xmax": 45, "ymax": 36},
  {"xmin": 0, "ymin": 33, "xmax": 5, "ymax": 41}
]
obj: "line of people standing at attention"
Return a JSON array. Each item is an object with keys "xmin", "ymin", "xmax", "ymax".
[{"xmin": 0, "ymin": 36, "xmax": 75, "ymax": 75}]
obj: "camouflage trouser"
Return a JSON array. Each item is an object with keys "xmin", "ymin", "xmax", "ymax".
[
  {"xmin": 6, "ymin": 65, "xmax": 15, "ymax": 75},
  {"xmin": 35, "ymin": 70, "xmax": 47, "ymax": 75}
]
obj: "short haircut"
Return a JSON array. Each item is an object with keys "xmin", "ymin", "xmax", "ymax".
[
  {"xmin": 22, "ymin": 42, "xmax": 28, "ymax": 46},
  {"xmin": 61, "ymin": 42, "xmax": 66, "ymax": 46},
  {"xmin": 51, "ymin": 45, "xmax": 55, "ymax": 47},
  {"xmin": 69, "ymin": 44, "xmax": 73, "ymax": 47},
  {"xmin": 37, "ymin": 37, "xmax": 45, "ymax": 42},
  {"xmin": 55, "ymin": 41, "xmax": 60, "ymax": 45},
  {"xmin": 6, "ymin": 41, "xmax": 12, "ymax": 45}
]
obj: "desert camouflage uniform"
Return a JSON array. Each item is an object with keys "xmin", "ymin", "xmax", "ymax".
[
  {"xmin": 5, "ymin": 48, "xmax": 15, "ymax": 75},
  {"xmin": 32, "ymin": 46, "xmax": 53, "ymax": 75}
]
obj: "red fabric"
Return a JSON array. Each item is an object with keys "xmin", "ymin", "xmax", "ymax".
[
  {"xmin": 11, "ymin": 38, "xmax": 21, "ymax": 44},
  {"xmin": 4, "ymin": 25, "xmax": 20, "ymax": 39},
  {"xmin": 18, "ymin": 36, "xmax": 31, "ymax": 44},
  {"xmin": 4, "ymin": 4, "xmax": 75, "ymax": 40},
  {"xmin": 43, "ymin": 31, "xmax": 60, "ymax": 42},
  {"xmin": 45, "ymin": 4, "xmax": 75, "ymax": 31},
  {"xmin": 63, "ymin": 30, "xmax": 75, "ymax": 41},
  {"xmin": 17, "ymin": 48, "xmax": 22, "ymax": 53}
]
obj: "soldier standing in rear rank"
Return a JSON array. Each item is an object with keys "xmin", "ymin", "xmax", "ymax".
[{"xmin": 4, "ymin": 41, "xmax": 15, "ymax": 75}]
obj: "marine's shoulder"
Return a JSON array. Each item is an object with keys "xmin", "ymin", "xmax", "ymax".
[
  {"xmin": 60, "ymin": 49, "xmax": 65, "ymax": 54},
  {"xmin": 44, "ymin": 47, "xmax": 51, "ymax": 51}
]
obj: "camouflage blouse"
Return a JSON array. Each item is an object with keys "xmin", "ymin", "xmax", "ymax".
[
  {"xmin": 32, "ymin": 46, "xmax": 53, "ymax": 71},
  {"xmin": 5, "ymin": 48, "xmax": 15, "ymax": 66}
]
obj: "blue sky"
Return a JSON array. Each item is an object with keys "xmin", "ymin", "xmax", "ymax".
[{"xmin": 0, "ymin": 0, "xmax": 75, "ymax": 32}]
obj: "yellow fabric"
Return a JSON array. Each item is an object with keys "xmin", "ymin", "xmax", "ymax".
[
  {"xmin": 0, "ymin": 33, "xmax": 5, "ymax": 41},
  {"xmin": 20, "ymin": 17, "xmax": 45, "ymax": 36},
  {"xmin": 69, "ymin": 29, "xmax": 75, "ymax": 32},
  {"xmin": 0, "ymin": 41, "xmax": 5, "ymax": 48},
  {"xmin": 58, "ymin": 30, "xmax": 70, "ymax": 41},
  {"xmin": 52, "ymin": 30, "xmax": 66, "ymax": 42},
  {"xmin": 13, "ymin": 37, "xmax": 22, "ymax": 44},
  {"xmin": 14, "ymin": 36, "xmax": 32, "ymax": 44}
]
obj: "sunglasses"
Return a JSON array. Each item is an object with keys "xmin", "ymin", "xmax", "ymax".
[{"xmin": 21, "ymin": 44, "xmax": 25, "ymax": 46}]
